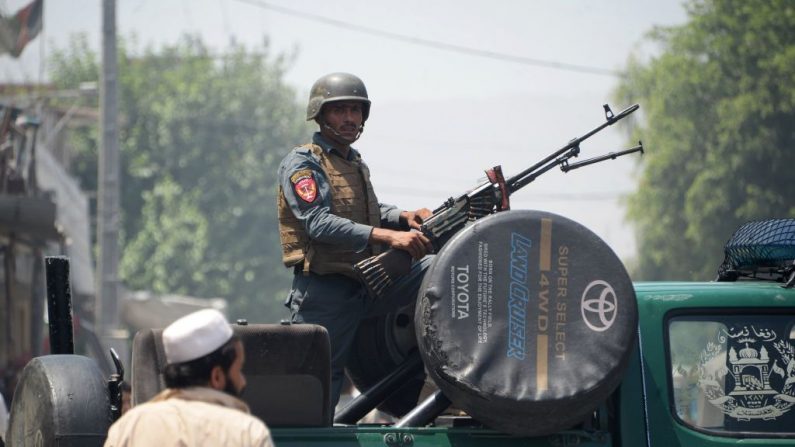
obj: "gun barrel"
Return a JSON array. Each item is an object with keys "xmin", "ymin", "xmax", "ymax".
[
  {"xmin": 505, "ymin": 104, "xmax": 639, "ymax": 193},
  {"xmin": 562, "ymin": 143, "xmax": 644, "ymax": 172}
]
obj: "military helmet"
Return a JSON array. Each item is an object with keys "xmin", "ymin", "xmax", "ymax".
[{"xmin": 306, "ymin": 72, "xmax": 371, "ymax": 122}]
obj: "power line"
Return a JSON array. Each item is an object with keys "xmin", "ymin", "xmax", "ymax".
[{"xmin": 233, "ymin": 0, "xmax": 621, "ymax": 77}]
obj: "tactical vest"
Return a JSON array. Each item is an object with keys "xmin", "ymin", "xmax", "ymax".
[{"xmin": 278, "ymin": 144, "xmax": 382, "ymax": 278}]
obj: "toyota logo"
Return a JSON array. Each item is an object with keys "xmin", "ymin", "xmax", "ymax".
[{"xmin": 580, "ymin": 280, "xmax": 618, "ymax": 332}]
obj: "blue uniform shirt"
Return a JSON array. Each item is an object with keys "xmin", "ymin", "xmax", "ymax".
[{"xmin": 278, "ymin": 132, "xmax": 403, "ymax": 253}]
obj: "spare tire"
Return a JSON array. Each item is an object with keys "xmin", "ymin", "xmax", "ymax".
[
  {"xmin": 416, "ymin": 210, "xmax": 637, "ymax": 436},
  {"xmin": 7, "ymin": 355, "xmax": 111, "ymax": 446}
]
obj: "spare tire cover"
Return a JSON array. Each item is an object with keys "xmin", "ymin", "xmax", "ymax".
[
  {"xmin": 7, "ymin": 355, "xmax": 111, "ymax": 446},
  {"xmin": 416, "ymin": 210, "xmax": 637, "ymax": 436}
]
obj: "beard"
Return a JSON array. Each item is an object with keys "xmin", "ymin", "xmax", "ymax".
[
  {"xmin": 223, "ymin": 372, "xmax": 244, "ymax": 398},
  {"xmin": 322, "ymin": 121, "xmax": 363, "ymax": 146}
]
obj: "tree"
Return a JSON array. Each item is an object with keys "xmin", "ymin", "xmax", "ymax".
[
  {"xmin": 614, "ymin": 0, "xmax": 795, "ymax": 280},
  {"xmin": 49, "ymin": 35, "xmax": 310, "ymax": 322},
  {"xmin": 119, "ymin": 176, "xmax": 209, "ymax": 295}
]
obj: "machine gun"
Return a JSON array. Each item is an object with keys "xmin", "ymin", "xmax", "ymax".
[{"xmin": 354, "ymin": 103, "xmax": 644, "ymax": 299}]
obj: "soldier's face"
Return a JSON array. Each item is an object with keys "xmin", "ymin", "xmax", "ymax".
[{"xmin": 320, "ymin": 101, "xmax": 364, "ymax": 145}]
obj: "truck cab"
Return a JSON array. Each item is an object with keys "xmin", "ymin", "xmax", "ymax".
[{"xmin": 619, "ymin": 281, "xmax": 795, "ymax": 447}]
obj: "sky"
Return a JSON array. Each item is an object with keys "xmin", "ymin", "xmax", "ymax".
[{"xmin": 0, "ymin": 0, "xmax": 690, "ymax": 263}]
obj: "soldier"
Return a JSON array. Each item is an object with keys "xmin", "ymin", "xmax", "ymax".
[
  {"xmin": 278, "ymin": 72, "xmax": 434, "ymax": 410},
  {"xmin": 104, "ymin": 309, "xmax": 272, "ymax": 447}
]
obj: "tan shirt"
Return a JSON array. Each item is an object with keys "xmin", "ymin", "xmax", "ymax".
[{"xmin": 104, "ymin": 387, "xmax": 273, "ymax": 447}]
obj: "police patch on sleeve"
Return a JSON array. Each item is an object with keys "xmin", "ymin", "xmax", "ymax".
[{"xmin": 291, "ymin": 169, "xmax": 317, "ymax": 203}]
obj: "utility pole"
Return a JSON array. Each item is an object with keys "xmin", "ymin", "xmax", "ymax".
[{"xmin": 97, "ymin": 0, "xmax": 120, "ymax": 342}]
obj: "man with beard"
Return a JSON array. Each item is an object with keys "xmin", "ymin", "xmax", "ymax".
[
  {"xmin": 104, "ymin": 309, "xmax": 272, "ymax": 447},
  {"xmin": 278, "ymin": 72, "xmax": 434, "ymax": 411}
]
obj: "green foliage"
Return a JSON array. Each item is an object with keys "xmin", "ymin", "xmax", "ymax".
[
  {"xmin": 49, "ymin": 34, "xmax": 310, "ymax": 323},
  {"xmin": 615, "ymin": 0, "xmax": 795, "ymax": 280},
  {"xmin": 119, "ymin": 176, "xmax": 208, "ymax": 295}
]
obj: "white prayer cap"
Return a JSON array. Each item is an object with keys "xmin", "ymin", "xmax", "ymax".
[{"xmin": 162, "ymin": 309, "xmax": 234, "ymax": 365}]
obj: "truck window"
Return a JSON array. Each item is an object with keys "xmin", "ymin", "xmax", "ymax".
[{"xmin": 668, "ymin": 315, "xmax": 795, "ymax": 436}]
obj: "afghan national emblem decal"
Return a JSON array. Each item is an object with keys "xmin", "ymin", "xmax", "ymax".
[{"xmin": 699, "ymin": 325, "xmax": 795, "ymax": 421}]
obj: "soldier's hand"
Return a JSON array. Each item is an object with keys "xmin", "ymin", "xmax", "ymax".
[
  {"xmin": 389, "ymin": 230, "xmax": 433, "ymax": 259},
  {"xmin": 401, "ymin": 208, "xmax": 433, "ymax": 231}
]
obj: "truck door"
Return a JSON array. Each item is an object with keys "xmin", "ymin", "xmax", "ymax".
[{"xmin": 635, "ymin": 305, "xmax": 795, "ymax": 446}]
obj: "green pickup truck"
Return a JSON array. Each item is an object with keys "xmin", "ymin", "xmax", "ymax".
[
  {"xmin": 269, "ymin": 281, "xmax": 795, "ymax": 447},
  {"xmin": 5, "ymin": 216, "xmax": 795, "ymax": 447},
  {"xmin": 272, "ymin": 218, "xmax": 795, "ymax": 447}
]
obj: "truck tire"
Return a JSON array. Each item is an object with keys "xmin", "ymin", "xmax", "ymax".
[
  {"xmin": 346, "ymin": 302, "xmax": 426, "ymax": 417},
  {"xmin": 416, "ymin": 210, "xmax": 638, "ymax": 436},
  {"xmin": 7, "ymin": 355, "xmax": 111, "ymax": 446}
]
